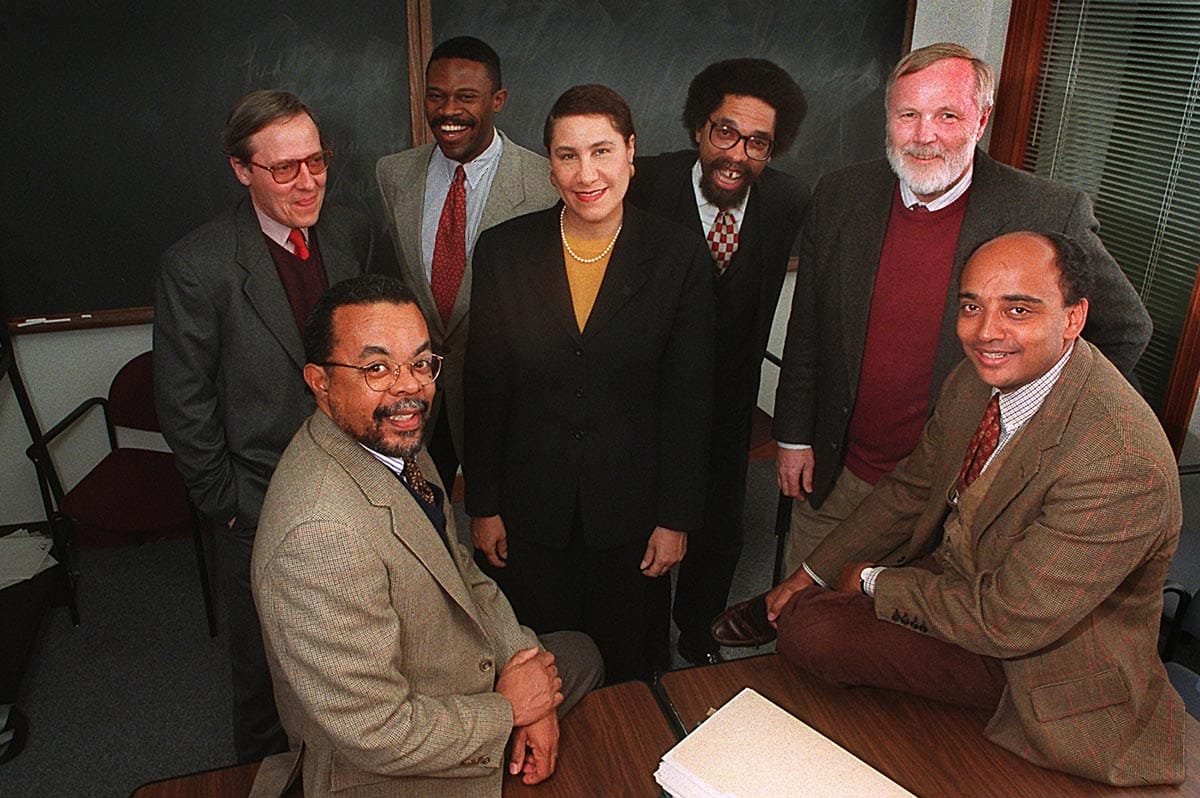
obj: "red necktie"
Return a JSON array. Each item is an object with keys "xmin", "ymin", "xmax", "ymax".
[
  {"xmin": 288, "ymin": 228, "xmax": 310, "ymax": 260},
  {"xmin": 707, "ymin": 210, "xmax": 738, "ymax": 276},
  {"xmin": 431, "ymin": 165, "xmax": 467, "ymax": 326},
  {"xmin": 956, "ymin": 393, "xmax": 1001, "ymax": 493}
]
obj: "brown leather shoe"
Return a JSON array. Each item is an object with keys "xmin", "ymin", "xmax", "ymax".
[{"xmin": 710, "ymin": 593, "xmax": 776, "ymax": 647}]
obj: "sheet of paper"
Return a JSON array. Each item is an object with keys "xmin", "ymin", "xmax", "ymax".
[
  {"xmin": 0, "ymin": 530, "xmax": 58, "ymax": 590},
  {"xmin": 655, "ymin": 687, "xmax": 916, "ymax": 798}
]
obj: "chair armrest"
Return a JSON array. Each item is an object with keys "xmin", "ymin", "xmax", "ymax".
[
  {"xmin": 1163, "ymin": 580, "xmax": 1193, "ymax": 661},
  {"xmin": 32, "ymin": 397, "xmax": 111, "ymax": 449}
]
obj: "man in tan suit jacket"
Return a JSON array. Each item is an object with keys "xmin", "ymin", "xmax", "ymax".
[
  {"xmin": 252, "ymin": 275, "xmax": 601, "ymax": 797},
  {"xmin": 722, "ymin": 231, "xmax": 1183, "ymax": 785}
]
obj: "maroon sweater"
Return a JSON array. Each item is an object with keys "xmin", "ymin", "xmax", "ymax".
[
  {"xmin": 843, "ymin": 185, "xmax": 968, "ymax": 484},
  {"xmin": 266, "ymin": 231, "xmax": 329, "ymax": 335}
]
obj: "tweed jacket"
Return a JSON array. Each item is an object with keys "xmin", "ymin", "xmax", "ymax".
[
  {"xmin": 808, "ymin": 340, "xmax": 1184, "ymax": 786},
  {"xmin": 627, "ymin": 149, "xmax": 808, "ymax": 419},
  {"xmin": 773, "ymin": 150, "xmax": 1153, "ymax": 508},
  {"xmin": 375, "ymin": 132, "xmax": 559, "ymax": 462},
  {"xmin": 154, "ymin": 197, "xmax": 371, "ymax": 527},
  {"xmin": 463, "ymin": 203, "xmax": 715, "ymax": 550},
  {"xmin": 253, "ymin": 411, "xmax": 539, "ymax": 797}
]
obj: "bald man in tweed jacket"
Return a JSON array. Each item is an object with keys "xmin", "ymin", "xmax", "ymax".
[{"xmin": 759, "ymin": 232, "xmax": 1185, "ymax": 785}]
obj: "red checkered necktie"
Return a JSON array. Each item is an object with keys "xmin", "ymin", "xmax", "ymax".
[
  {"xmin": 288, "ymin": 228, "xmax": 310, "ymax": 260},
  {"xmin": 431, "ymin": 165, "xmax": 467, "ymax": 325},
  {"xmin": 707, "ymin": 209, "xmax": 739, "ymax": 276},
  {"xmin": 956, "ymin": 393, "xmax": 1001, "ymax": 493}
]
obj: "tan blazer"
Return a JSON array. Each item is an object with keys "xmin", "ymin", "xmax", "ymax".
[
  {"xmin": 808, "ymin": 340, "xmax": 1185, "ymax": 786},
  {"xmin": 375, "ymin": 133, "xmax": 559, "ymax": 461},
  {"xmin": 252, "ymin": 411, "xmax": 539, "ymax": 797}
]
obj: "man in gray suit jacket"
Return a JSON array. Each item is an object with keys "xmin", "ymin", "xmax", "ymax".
[
  {"xmin": 376, "ymin": 36, "xmax": 558, "ymax": 490},
  {"xmin": 773, "ymin": 44, "xmax": 1152, "ymax": 576},
  {"xmin": 154, "ymin": 90, "xmax": 372, "ymax": 762},
  {"xmin": 253, "ymin": 275, "xmax": 601, "ymax": 797}
]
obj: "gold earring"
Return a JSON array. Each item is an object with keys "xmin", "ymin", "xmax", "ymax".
[{"xmin": 629, "ymin": 163, "xmax": 636, "ymax": 177}]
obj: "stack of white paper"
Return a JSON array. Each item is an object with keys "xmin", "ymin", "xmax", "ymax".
[
  {"xmin": 655, "ymin": 687, "xmax": 916, "ymax": 798},
  {"xmin": 0, "ymin": 530, "xmax": 58, "ymax": 591}
]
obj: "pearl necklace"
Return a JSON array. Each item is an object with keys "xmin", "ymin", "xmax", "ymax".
[{"xmin": 560, "ymin": 206, "xmax": 622, "ymax": 264}]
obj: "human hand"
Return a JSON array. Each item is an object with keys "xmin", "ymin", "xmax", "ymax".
[
  {"xmin": 471, "ymin": 515, "xmax": 508, "ymax": 568},
  {"xmin": 776, "ymin": 446, "xmax": 815, "ymax": 499},
  {"xmin": 496, "ymin": 647, "xmax": 562, "ymax": 727},
  {"xmin": 509, "ymin": 712, "xmax": 560, "ymax": 784},
  {"xmin": 640, "ymin": 527, "xmax": 687, "ymax": 577},
  {"xmin": 765, "ymin": 568, "xmax": 816, "ymax": 625},
  {"xmin": 836, "ymin": 561, "xmax": 873, "ymax": 594}
]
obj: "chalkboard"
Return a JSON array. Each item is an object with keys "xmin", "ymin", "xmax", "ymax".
[
  {"xmin": 434, "ymin": 0, "xmax": 910, "ymax": 194},
  {"xmin": 3, "ymin": 0, "xmax": 909, "ymax": 320},
  {"xmin": 2, "ymin": 1, "xmax": 410, "ymax": 319}
]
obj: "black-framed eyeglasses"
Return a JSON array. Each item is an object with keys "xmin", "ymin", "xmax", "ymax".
[
  {"xmin": 247, "ymin": 149, "xmax": 333, "ymax": 184},
  {"xmin": 707, "ymin": 119, "xmax": 773, "ymax": 161},
  {"xmin": 319, "ymin": 354, "xmax": 443, "ymax": 391}
]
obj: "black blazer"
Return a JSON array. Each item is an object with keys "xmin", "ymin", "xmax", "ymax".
[
  {"xmin": 773, "ymin": 149, "xmax": 1153, "ymax": 508},
  {"xmin": 627, "ymin": 149, "xmax": 808, "ymax": 420},
  {"xmin": 463, "ymin": 203, "xmax": 715, "ymax": 550}
]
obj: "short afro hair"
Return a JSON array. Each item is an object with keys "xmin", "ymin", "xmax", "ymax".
[
  {"xmin": 304, "ymin": 275, "xmax": 419, "ymax": 365},
  {"xmin": 428, "ymin": 36, "xmax": 502, "ymax": 92},
  {"xmin": 682, "ymin": 59, "xmax": 807, "ymax": 155}
]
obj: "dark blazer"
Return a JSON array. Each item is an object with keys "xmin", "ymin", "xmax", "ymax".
[
  {"xmin": 773, "ymin": 150, "xmax": 1153, "ymax": 508},
  {"xmin": 627, "ymin": 149, "xmax": 808, "ymax": 417},
  {"xmin": 464, "ymin": 203, "xmax": 715, "ymax": 550},
  {"xmin": 807, "ymin": 340, "xmax": 1184, "ymax": 786},
  {"xmin": 154, "ymin": 197, "xmax": 372, "ymax": 527}
]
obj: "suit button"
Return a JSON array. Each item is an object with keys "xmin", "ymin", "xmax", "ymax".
[
  {"xmin": 479, "ymin": 659, "xmax": 492, "ymax": 673},
  {"xmin": 573, "ymin": 431, "xmax": 583, "ymax": 440},
  {"xmin": 574, "ymin": 348, "xmax": 584, "ymax": 357},
  {"xmin": 480, "ymin": 756, "xmax": 490, "ymax": 765},
  {"xmin": 575, "ymin": 388, "xmax": 584, "ymax": 398}
]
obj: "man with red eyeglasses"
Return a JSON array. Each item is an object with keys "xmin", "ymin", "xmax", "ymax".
[{"xmin": 154, "ymin": 89, "xmax": 374, "ymax": 763}]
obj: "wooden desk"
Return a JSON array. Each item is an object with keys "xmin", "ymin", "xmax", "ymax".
[
  {"xmin": 132, "ymin": 680, "xmax": 676, "ymax": 797},
  {"xmin": 658, "ymin": 654, "xmax": 1200, "ymax": 798}
]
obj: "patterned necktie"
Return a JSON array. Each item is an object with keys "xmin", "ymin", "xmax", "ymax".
[
  {"xmin": 707, "ymin": 210, "xmax": 738, "ymax": 276},
  {"xmin": 956, "ymin": 393, "xmax": 1001, "ymax": 493},
  {"xmin": 431, "ymin": 165, "xmax": 467, "ymax": 326},
  {"xmin": 288, "ymin": 228, "xmax": 310, "ymax": 260},
  {"xmin": 403, "ymin": 457, "xmax": 436, "ymax": 507}
]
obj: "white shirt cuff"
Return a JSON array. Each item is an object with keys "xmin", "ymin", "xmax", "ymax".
[
  {"xmin": 861, "ymin": 566, "xmax": 887, "ymax": 597},
  {"xmin": 801, "ymin": 561, "xmax": 829, "ymax": 588},
  {"xmin": 777, "ymin": 442, "xmax": 813, "ymax": 450}
]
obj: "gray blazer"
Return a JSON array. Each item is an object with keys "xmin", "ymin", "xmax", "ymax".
[
  {"xmin": 154, "ymin": 197, "xmax": 371, "ymax": 526},
  {"xmin": 773, "ymin": 150, "xmax": 1153, "ymax": 508},
  {"xmin": 253, "ymin": 411, "xmax": 539, "ymax": 797},
  {"xmin": 376, "ymin": 132, "xmax": 559, "ymax": 460}
]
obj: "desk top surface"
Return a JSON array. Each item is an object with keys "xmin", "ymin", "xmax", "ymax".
[{"xmin": 659, "ymin": 654, "xmax": 1200, "ymax": 798}]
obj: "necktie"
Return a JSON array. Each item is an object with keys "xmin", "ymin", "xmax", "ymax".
[
  {"xmin": 403, "ymin": 457, "xmax": 436, "ymax": 507},
  {"xmin": 956, "ymin": 393, "xmax": 1001, "ymax": 493},
  {"xmin": 431, "ymin": 165, "xmax": 468, "ymax": 326},
  {"xmin": 707, "ymin": 210, "xmax": 738, "ymax": 276},
  {"xmin": 288, "ymin": 228, "xmax": 310, "ymax": 260}
]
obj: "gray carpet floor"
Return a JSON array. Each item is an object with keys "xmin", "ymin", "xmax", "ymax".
[{"xmin": 2, "ymin": 459, "xmax": 781, "ymax": 797}]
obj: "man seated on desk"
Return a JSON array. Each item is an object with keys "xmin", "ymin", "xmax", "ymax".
[
  {"xmin": 713, "ymin": 231, "xmax": 1185, "ymax": 785},
  {"xmin": 252, "ymin": 274, "xmax": 602, "ymax": 797}
]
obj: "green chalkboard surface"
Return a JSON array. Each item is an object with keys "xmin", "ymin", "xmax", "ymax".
[{"xmin": 3, "ymin": 1, "xmax": 410, "ymax": 319}]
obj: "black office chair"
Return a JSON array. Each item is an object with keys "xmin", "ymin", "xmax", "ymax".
[{"xmin": 25, "ymin": 351, "xmax": 217, "ymax": 636}]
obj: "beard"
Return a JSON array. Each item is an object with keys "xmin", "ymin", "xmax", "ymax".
[
  {"xmin": 698, "ymin": 155, "xmax": 756, "ymax": 209},
  {"xmin": 336, "ymin": 397, "xmax": 430, "ymax": 459},
  {"xmin": 886, "ymin": 136, "xmax": 974, "ymax": 199}
]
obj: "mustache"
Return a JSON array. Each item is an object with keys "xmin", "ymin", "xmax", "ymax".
[
  {"xmin": 431, "ymin": 114, "xmax": 475, "ymax": 129},
  {"xmin": 373, "ymin": 398, "xmax": 429, "ymax": 423},
  {"xmin": 902, "ymin": 146, "xmax": 947, "ymax": 160},
  {"xmin": 706, "ymin": 156, "xmax": 745, "ymax": 174}
]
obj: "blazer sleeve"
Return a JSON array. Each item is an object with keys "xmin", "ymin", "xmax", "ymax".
[
  {"xmin": 1063, "ymin": 191, "xmax": 1152, "ymax": 377},
  {"xmin": 153, "ymin": 247, "xmax": 239, "ymax": 525},
  {"xmin": 872, "ymin": 448, "xmax": 1177, "ymax": 659},
  {"xmin": 256, "ymin": 519, "xmax": 515, "ymax": 779},
  {"xmin": 453, "ymin": 537, "xmax": 541, "ymax": 661},
  {"xmin": 654, "ymin": 236, "xmax": 716, "ymax": 530},
  {"xmin": 772, "ymin": 186, "xmax": 821, "ymax": 445}
]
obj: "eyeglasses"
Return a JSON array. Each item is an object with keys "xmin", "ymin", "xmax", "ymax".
[
  {"xmin": 246, "ymin": 149, "xmax": 333, "ymax": 184},
  {"xmin": 319, "ymin": 354, "xmax": 444, "ymax": 391},
  {"xmin": 707, "ymin": 120, "xmax": 773, "ymax": 161}
]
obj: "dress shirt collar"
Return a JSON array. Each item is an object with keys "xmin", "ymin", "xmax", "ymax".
[
  {"xmin": 690, "ymin": 158, "xmax": 751, "ymax": 233},
  {"xmin": 362, "ymin": 444, "xmax": 407, "ymax": 477},
  {"xmin": 899, "ymin": 163, "xmax": 974, "ymax": 212},
  {"xmin": 430, "ymin": 127, "xmax": 504, "ymax": 190},
  {"xmin": 252, "ymin": 203, "xmax": 307, "ymax": 253},
  {"xmin": 995, "ymin": 342, "xmax": 1075, "ymax": 438}
]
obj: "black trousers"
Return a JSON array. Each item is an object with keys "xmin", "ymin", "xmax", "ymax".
[
  {"xmin": 213, "ymin": 523, "xmax": 287, "ymax": 763},
  {"xmin": 671, "ymin": 410, "xmax": 754, "ymax": 652},
  {"xmin": 479, "ymin": 509, "xmax": 671, "ymax": 685}
]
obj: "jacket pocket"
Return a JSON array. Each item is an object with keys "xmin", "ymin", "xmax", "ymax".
[{"xmin": 1029, "ymin": 667, "xmax": 1130, "ymax": 722}]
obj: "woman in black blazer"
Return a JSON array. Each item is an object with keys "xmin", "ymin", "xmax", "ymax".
[{"xmin": 464, "ymin": 85, "xmax": 715, "ymax": 683}]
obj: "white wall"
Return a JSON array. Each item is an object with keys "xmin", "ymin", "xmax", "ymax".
[{"xmin": 3, "ymin": 0, "xmax": 1014, "ymax": 527}]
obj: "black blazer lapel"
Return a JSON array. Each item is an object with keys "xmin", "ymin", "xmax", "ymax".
[
  {"xmin": 526, "ymin": 206, "xmax": 585, "ymax": 342},
  {"xmin": 582, "ymin": 204, "xmax": 653, "ymax": 337}
]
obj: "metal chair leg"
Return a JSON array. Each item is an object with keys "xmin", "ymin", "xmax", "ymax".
[{"xmin": 772, "ymin": 492, "xmax": 793, "ymax": 586}]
